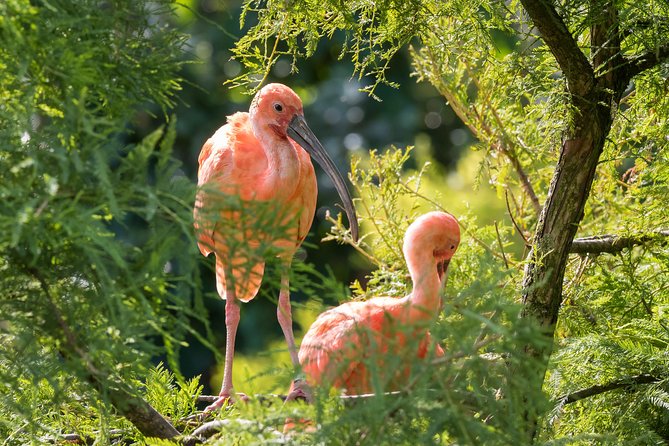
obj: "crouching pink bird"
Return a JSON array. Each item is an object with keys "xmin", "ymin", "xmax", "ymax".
[
  {"xmin": 194, "ymin": 83, "xmax": 358, "ymax": 411},
  {"xmin": 294, "ymin": 212, "xmax": 459, "ymax": 397}
]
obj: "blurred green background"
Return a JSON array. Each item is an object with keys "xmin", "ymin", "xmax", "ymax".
[{"xmin": 129, "ymin": 0, "xmax": 504, "ymax": 395}]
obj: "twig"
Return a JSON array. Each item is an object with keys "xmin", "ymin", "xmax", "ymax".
[
  {"xmin": 188, "ymin": 419, "xmax": 285, "ymax": 443},
  {"xmin": 323, "ymin": 211, "xmax": 383, "ymax": 267},
  {"xmin": 494, "ymin": 221, "xmax": 509, "ymax": 269},
  {"xmin": 56, "ymin": 429, "xmax": 125, "ymax": 444},
  {"xmin": 505, "ymin": 189, "xmax": 531, "ymax": 246},
  {"xmin": 466, "ymin": 65, "xmax": 541, "ymax": 214},
  {"xmin": 569, "ymin": 230, "xmax": 669, "ymax": 254},
  {"xmin": 556, "ymin": 374, "xmax": 662, "ymax": 405},
  {"xmin": 623, "ymin": 43, "xmax": 669, "ymax": 81},
  {"xmin": 196, "ymin": 394, "xmax": 286, "ymax": 406}
]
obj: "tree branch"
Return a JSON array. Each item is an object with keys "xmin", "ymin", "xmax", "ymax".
[
  {"xmin": 17, "ymin": 258, "xmax": 181, "ymax": 440},
  {"xmin": 557, "ymin": 374, "xmax": 661, "ymax": 405},
  {"xmin": 624, "ymin": 43, "xmax": 669, "ymax": 81},
  {"xmin": 570, "ymin": 230, "xmax": 669, "ymax": 254},
  {"xmin": 197, "ymin": 394, "xmax": 286, "ymax": 406},
  {"xmin": 518, "ymin": 0, "xmax": 594, "ymax": 95}
]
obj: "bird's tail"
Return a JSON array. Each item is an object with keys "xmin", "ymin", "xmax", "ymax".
[{"xmin": 215, "ymin": 254, "xmax": 265, "ymax": 303}]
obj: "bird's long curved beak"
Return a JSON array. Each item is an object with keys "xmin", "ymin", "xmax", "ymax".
[{"xmin": 288, "ymin": 114, "xmax": 359, "ymax": 241}]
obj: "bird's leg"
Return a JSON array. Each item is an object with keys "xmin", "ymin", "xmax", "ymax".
[
  {"xmin": 277, "ymin": 266, "xmax": 299, "ymax": 367},
  {"xmin": 277, "ymin": 263, "xmax": 314, "ymax": 403},
  {"xmin": 205, "ymin": 295, "xmax": 247, "ymax": 412}
]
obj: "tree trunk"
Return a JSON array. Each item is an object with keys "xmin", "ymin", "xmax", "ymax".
[{"xmin": 516, "ymin": 0, "xmax": 629, "ymax": 440}]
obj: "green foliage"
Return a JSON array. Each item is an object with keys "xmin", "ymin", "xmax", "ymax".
[
  {"xmin": 2, "ymin": 0, "xmax": 668, "ymax": 443},
  {"xmin": 231, "ymin": 0, "xmax": 669, "ymax": 443},
  {"xmin": 0, "ymin": 0, "xmax": 206, "ymax": 441},
  {"xmin": 144, "ymin": 363, "xmax": 204, "ymax": 422},
  {"xmin": 319, "ymin": 148, "xmax": 548, "ymax": 444},
  {"xmin": 0, "ymin": 364, "xmax": 203, "ymax": 444}
]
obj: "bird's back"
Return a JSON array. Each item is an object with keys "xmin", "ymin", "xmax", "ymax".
[
  {"xmin": 197, "ymin": 112, "xmax": 267, "ymax": 197},
  {"xmin": 299, "ymin": 297, "xmax": 442, "ymax": 394}
]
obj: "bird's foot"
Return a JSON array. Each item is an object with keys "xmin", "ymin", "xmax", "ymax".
[
  {"xmin": 204, "ymin": 391, "xmax": 249, "ymax": 413},
  {"xmin": 284, "ymin": 378, "xmax": 313, "ymax": 404}
]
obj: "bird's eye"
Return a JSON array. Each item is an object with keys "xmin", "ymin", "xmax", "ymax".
[
  {"xmin": 450, "ymin": 245, "xmax": 455, "ymax": 250},
  {"xmin": 273, "ymin": 103, "xmax": 283, "ymax": 112}
]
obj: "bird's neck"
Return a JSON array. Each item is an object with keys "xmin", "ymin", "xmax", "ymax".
[
  {"xmin": 405, "ymin": 266, "xmax": 442, "ymax": 322},
  {"xmin": 257, "ymin": 130, "xmax": 301, "ymax": 198}
]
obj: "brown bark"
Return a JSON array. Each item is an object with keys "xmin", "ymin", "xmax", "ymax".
[
  {"xmin": 516, "ymin": 0, "xmax": 626, "ymax": 440},
  {"xmin": 570, "ymin": 230, "xmax": 669, "ymax": 255},
  {"xmin": 517, "ymin": 0, "xmax": 669, "ymax": 350},
  {"xmin": 518, "ymin": 0, "xmax": 624, "ymax": 343}
]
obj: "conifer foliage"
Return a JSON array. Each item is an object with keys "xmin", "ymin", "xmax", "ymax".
[
  {"xmin": 1, "ymin": 0, "xmax": 668, "ymax": 444},
  {"xmin": 0, "ymin": 0, "xmax": 203, "ymax": 441},
  {"xmin": 231, "ymin": 0, "xmax": 669, "ymax": 443}
]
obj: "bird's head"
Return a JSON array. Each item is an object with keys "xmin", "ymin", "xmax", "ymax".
[
  {"xmin": 403, "ymin": 211, "xmax": 460, "ymax": 286},
  {"xmin": 250, "ymin": 83, "xmax": 304, "ymax": 137}
]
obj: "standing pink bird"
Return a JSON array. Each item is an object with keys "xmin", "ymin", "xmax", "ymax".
[
  {"xmin": 296, "ymin": 212, "xmax": 459, "ymax": 396},
  {"xmin": 194, "ymin": 83, "xmax": 358, "ymax": 410}
]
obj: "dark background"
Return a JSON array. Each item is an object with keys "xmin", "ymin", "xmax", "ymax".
[{"xmin": 131, "ymin": 0, "xmax": 471, "ymax": 393}]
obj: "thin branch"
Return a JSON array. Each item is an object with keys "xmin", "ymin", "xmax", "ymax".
[
  {"xmin": 556, "ymin": 374, "xmax": 662, "ymax": 405},
  {"xmin": 467, "ymin": 68, "xmax": 541, "ymax": 214},
  {"xmin": 569, "ymin": 230, "xmax": 669, "ymax": 254},
  {"xmin": 494, "ymin": 141, "xmax": 542, "ymax": 215},
  {"xmin": 624, "ymin": 43, "xmax": 669, "ymax": 81},
  {"xmin": 197, "ymin": 394, "xmax": 286, "ymax": 406},
  {"xmin": 518, "ymin": 0, "xmax": 594, "ymax": 95},
  {"xmin": 57, "ymin": 429, "xmax": 125, "ymax": 444},
  {"xmin": 505, "ymin": 190, "xmax": 531, "ymax": 246},
  {"xmin": 187, "ymin": 419, "xmax": 285, "ymax": 444},
  {"xmin": 494, "ymin": 221, "xmax": 510, "ymax": 269}
]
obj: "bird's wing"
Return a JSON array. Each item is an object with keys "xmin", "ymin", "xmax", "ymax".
[
  {"xmin": 193, "ymin": 127, "xmax": 234, "ymax": 257},
  {"xmin": 194, "ymin": 112, "xmax": 264, "ymax": 256},
  {"xmin": 299, "ymin": 302, "xmax": 366, "ymax": 388},
  {"xmin": 194, "ymin": 113, "xmax": 270, "ymax": 302}
]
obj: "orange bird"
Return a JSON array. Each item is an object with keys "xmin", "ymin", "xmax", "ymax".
[
  {"xmin": 194, "ymin": 83, "xmax": 358, "ymax": 410},
  {"xmin": 295, "ymin": 212, "xmax": 459, "ymax": 396}
]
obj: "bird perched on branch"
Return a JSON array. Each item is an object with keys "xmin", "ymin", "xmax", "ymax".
[
  {"xmin": 293, "ymin": 211, "xmax": 459, "ymax": 397},
  {"xmin": 194, "ymin": 83, "xmax": 358, "ymax": 411}
]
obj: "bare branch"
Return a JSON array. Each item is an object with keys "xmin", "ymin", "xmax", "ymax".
[
  {"xmin": 465, "ymin": 68, "xmax": 542, "ymax": 214},
  {"xmin": 570, "ymin": 230, "xmax": 669, "ymax": 255},
  {"xmin": 557, "ymin": 374, "xmax": 662, "ymax": 405},
  {"xmin": 505, "ymin": 190, "xmax": 531, "ymax": 247},
  {"xmin": 518, "ymin": 0, "xmax": 594, "ymax": 95},
  {"xmin": 624, "ymin": 43, "xmax": 669, "ymax": 81},
  {"xmin": 495, "ymin": 221, "xmax": 510, "ymax": 269},
  {"xmin": 197, "ymin": 394, "xmax": 286, "ymax": 405},
  {"xmin": 57, "ymin": 429, "xmax": 125, "ymax": 444}
]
